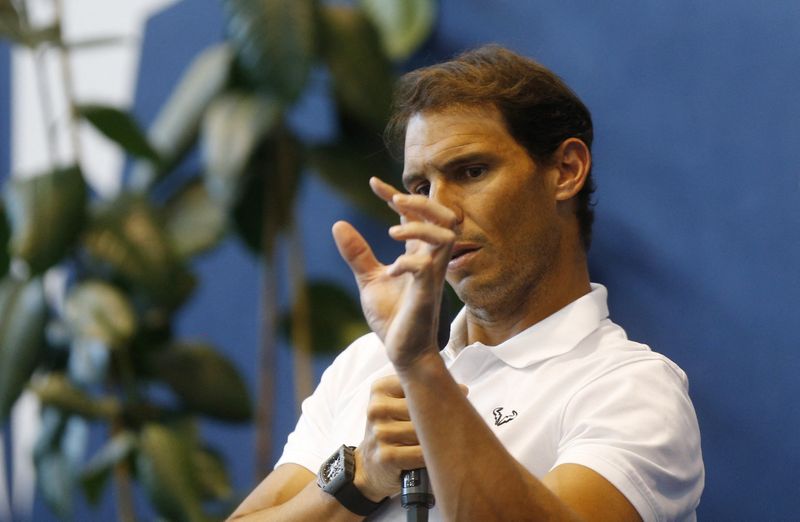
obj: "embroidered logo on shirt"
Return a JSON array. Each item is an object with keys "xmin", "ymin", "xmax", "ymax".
[{"xmin": 492, "ymin": 407, "xmax": 518, "ymax": 426}]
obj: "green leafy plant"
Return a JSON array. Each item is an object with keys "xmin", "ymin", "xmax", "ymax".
[{"xmin": 0, "ymin": 0, "xmax": 436, "ymax": 519}]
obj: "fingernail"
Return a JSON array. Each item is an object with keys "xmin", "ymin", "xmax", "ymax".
[{"xmin": 389, "ymin": 225, "xmax": 400, "ymax": 234}]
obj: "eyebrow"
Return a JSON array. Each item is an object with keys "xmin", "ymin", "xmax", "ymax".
[{"xmin": 402, "ymin": 151, "xmax": 496, "ymax": 191}]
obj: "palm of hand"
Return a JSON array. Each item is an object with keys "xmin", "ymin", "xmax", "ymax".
[
  {"xmin": 333, "ymin": 177, "xmax": 456, "ymax": 369},
  {"xmin": 365, "ymin": 241, "xmax": 444, "ymax": 367}
]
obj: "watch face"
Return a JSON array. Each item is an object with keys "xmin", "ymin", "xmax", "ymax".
[{"xmin": 322, "ymin": 454, "xmax": 344, "ymax": 483}]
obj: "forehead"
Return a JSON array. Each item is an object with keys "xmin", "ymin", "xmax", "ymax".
[{"xmin": 403, "ymin": 105, "xmax": 521, "ymax": 167}]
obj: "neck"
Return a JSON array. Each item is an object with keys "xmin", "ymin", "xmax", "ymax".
[{"xmin": 464, "ymin": 255, "xmax": 591, "ymax": 347}]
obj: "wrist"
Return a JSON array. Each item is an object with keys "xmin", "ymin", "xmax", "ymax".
[
  {"xmin": 353, "ymin": 448, "xmax": 393, "ymax": 502},
  {"xmin": 394, "ymin": 348, "xmax": 446, "ymax": 380}
]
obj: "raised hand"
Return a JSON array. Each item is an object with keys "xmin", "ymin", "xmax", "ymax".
[{"xmin": 332, "ymin": 177, "xmax": 458, "ymax": 371}]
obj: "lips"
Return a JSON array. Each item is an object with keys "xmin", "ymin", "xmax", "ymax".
[
  {"xmin": 450, "ymin": 244, "xmax": 479, "ymax": 260},
  {"xmin": 448, "ymin": 243, "xmax": 480, "ymax": 269}
]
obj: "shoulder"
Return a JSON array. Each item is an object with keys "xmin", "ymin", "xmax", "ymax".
[
  {"xmin": 569, "ymin": 319, "xmax": 690, "ymax": 391},
  {"xmin": 554, "ymin": 320, "xmax": 704, "ymax": 521},
  {"xmin": 315, "ymin": 333, "xmax": 393, "ymax": 400}
]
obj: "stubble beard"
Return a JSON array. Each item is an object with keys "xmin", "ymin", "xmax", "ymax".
[{"xmin": 452, "ymin": 229, "xmax": 561, "ymax": 323}]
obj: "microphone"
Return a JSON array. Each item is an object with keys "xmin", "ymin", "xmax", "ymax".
[{"xmin": 401, "ymin": 468, "xmax": 434, "ymax": 522}]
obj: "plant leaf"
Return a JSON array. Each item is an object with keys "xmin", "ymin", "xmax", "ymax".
[
  {"xmin": 130, "ymin": 43, "xmax": 234, "ymax": 191},
  {"xmin": 64, "ymin": 280, "xmax": 137, "ymax": 348},
  {"xmin": 281, "ymin": 281, "xmax": 370, "ymax": 354},
  {"xmin": 36, "ymin": 451, "xmax": 73, "ymax": 518},
  {"xmin": 0, "ymin": 3, "xmax": 61, "ymax": 48},
  {"xmin": 137, "ymin": 423, "xmax": 206, "ymax": 522},
  {"xmin": 3, "ymin": 165, "xmax": 87, "ymax": 275},
  {"xmin": 164, "ymin": 178, "xmax": 228, "ymax": 258},
  {"xmin": 31, "ymin": 373, "xmax": 120, "ymax": 419},
  {"xmin": 319, "ymin": 5, "xmax": 394, "ymax": 130},
  {"xmin": 83, "ymin": 195, "xmax": 196, "ymax": 308},
  {"xmin": 80, "ymin": 431, "xmax": 137, "ymax": 505},
  {"xmin": 230, "ymin": 131, "xmax": 302, "ymax": 254},
  {"xmin": 0, "ymin": 276, "xmax": 46, "ymax": 424},
  {"xmin": 77, "ymin": 104, "xmax": 161, "ymax": 163},
  {"xmin": 194, "ymin": 446, "xmax": 232, "ymax": 500},
  {"xmin": 153, "ymin": 343, "xmax": 252, "ymax": 423},
  {"xmin": 67, "ymin": 338, "xmax": 110, "ymax": 387},
  {"xmin": 63, "ymin": 35, "xmax": 130, "ymax": 50},
  {"xmin": 21, "ymin": 23, "xmax": 61, "ymax": 47},
  {"xmin": 33, "ymin": 407, "xmax": 67, "ymax": 459},
  {"xmin": 358, "ymin": 0, "xmax": 436, "ymax": 60},
  {"xmin": 0, "ymin": 1, "xmax": 23, "ymax": 42},
  {"xmin": 225, "ymin": 0, "xmax": 316, "ymax": 102},
  {"xmin": 201, "ymin": 91, "xmax": 281, "ymax": 208},
  {"xmin": 309, "ymin": 139, "xmax": 399, "ymax": 223},
  {"xmin": 0, "ymin": 201, "xmax": 10, "ymax": 277},
  {"xmin": 33, "ymin": 414, "xmax": 89, "ymax": 519}
]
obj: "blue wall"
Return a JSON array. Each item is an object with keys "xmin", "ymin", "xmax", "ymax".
[{"xmin": 7, "ymin": 0, "xmax": 800, "ymax": 519}]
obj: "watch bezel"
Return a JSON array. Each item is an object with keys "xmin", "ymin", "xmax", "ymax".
[{"xmin": 317, "ymin": 445, "xmax": 355, "ymax": 493}]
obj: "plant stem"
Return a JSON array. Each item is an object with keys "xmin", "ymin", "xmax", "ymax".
[
  {"xmin": 110, "ymin": 350, "xmax": 138, "ymax": 522},
  {"xmin": 289, "ymin": 218, "xmax": 313, "ymax": 412},
  {"xmin": 255, "ymin": 252, "xmax": 277, "ymax": 481},
  {"xmin": 254, "ymin": 145, "xmax": 280, "ymax": 480},
  {"xmin": 111, "ymin": 419, "xmax": 136, "ymax": 522}
]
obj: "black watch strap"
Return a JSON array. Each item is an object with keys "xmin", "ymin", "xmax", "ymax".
[{"xmin": 333, "ymin": 477, "xmax": 386, "ymax": 516}]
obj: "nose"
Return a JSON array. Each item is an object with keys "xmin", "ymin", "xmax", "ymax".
[{"xmin": 429, "ymin": 181, "xmax": 464, "ymax": 225}]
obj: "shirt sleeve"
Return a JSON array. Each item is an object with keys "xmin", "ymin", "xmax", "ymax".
[
  {"xmin": 273, "ymin": 355, "xmax": 340, "ymax": 474},
  {"xmin": 274, "ymin": 333, "xmax": 386, "ymax": 474},
  {"xmin": 552, "ymin": 357, "xmax": 704, "ymax": 522}
]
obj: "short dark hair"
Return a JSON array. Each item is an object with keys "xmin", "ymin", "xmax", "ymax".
[{"xmin": 385, "ymin": 44, "xmax": 595, "ymax": 250}]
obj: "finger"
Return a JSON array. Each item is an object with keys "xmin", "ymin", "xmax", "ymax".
[
  {"xmin": 368, "ymin": 177, "xmax": 404, "ymax": 215},
  {"xmin": 389, "ymin": 222, "xmax": 456, "ymax": 246},
  {"xmin": 376, "ymin": 445, "xmax": 425, "ymax": 471},
  {"xmin": 332, "ymin": 221, "xmax": 382, "ymax": 281},
  {"xmin": 370, "ymin": 176, "xmax": 401, "ymax": 203},
  {"xmin": 372, "ymin": 179, "xmax": 432, "ymax": 226},
  {"xmin": 367, "ymin": 396, "xmax": 411, "ymax": 422},
  {"xmin": 370, "ymin": 421, "xmax": 419, "ymax": 446},
  {"xmin": 370, "ymin": 375, "xmax": 405, "ymax": 397},
  {"xmin": 392, "ymin": 193, "xmax": 458, "ymax": 228},
  {"xmin": 459, "ymin": 384, "xmax": 470, "ymax": 396},
  {"xmin": 388, "ymin": 252, "xmax": 449, "ymax": 277}
]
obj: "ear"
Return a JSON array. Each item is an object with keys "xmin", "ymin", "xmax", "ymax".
[{"xmin": 551, "ymin": 138, "xmax": 591, "ymax": 202}]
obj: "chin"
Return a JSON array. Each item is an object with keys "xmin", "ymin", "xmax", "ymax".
[{"xmin": 451, "ymin": 277, "xmax": 491, "ymax": 309}]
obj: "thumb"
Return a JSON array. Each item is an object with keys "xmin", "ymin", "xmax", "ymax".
[{"xmin": 332, "ymin": 221, "xmax": 382, "ymax": 282}]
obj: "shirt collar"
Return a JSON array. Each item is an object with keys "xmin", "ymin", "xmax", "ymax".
[{"xmin": 443, "ymin": 283, "xmax": 609, "ymax": 368}]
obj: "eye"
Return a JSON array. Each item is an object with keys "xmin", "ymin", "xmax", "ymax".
[
  {"xmin": 413, "ymin": 182, "xmax": 431, "ymax": 196},
  {"xmin": 464, "ymin": 165, "xmax": 487, "ymax": 179}
]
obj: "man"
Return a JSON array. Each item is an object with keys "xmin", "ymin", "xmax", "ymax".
[{"xmin": 230, "ymin": 45, "xmax": 704, "ymax": 521}]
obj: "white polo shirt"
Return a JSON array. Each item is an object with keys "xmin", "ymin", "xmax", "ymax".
[{"xmin": 275, "ymin": 284, "xmax": 704, "ymax": 521}]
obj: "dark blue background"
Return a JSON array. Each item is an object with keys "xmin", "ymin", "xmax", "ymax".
[{"xmin": 3, "ymin": 0, "xmax": 799, "ymax": 519}]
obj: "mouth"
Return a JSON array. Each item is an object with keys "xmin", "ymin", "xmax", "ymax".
[
  {"xmin": 450, "ymin": 246, "xmax": 478, "ymax": 260},
  {"xmin": 449, "ymin": 243, "xmax": 480, "ymax": 266}
]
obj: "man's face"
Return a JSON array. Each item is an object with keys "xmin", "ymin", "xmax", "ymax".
[{"xmin": 402, "ymin": 105, "xmax": 563, "ymax": 313}]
